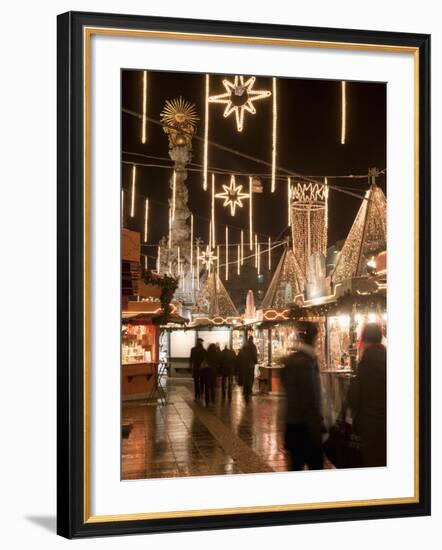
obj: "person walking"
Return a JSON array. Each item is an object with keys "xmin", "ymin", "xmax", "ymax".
[
  {"xmin": 346, "ymin": 323, "xmax": 386, "ymax": 467},
  {"xmin": 281, "ymin": 321, "xmax": 324, "ymax": 471},
  {"xmin": 201, "ymin": 343, "xmax": 219, "ymax": 406},
  {"xmin": 220, "ymin": 344, "xmax": 236, "ymax": 400},
  {"xmin": 189, "ymin": 338, "xmax": 205, "ymax": 402},
  {"xmin": 238, "ymin": 336, "xmax": 258, "ymax": 404}
]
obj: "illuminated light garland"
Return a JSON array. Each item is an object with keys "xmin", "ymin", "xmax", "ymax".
[
  {"xmin": 271, "ymin": 77, "xmax": 277, "ymax": 192},
  {"xmin": 141, "ymin": 71, "xmax": 148, "ymax": 144},
  {"xmin": 215, "ymin": 174, "xmax": 249, "ymax": 216},
  {"xmin": 172, "ymin": 170, "xmax": 176, "ymax": 221},
  {"xmin": 208, "ymin": 75, "xmax": 271, "ymax": 132},
  {"xmin": 130, "ymin": 165, "xmax": 136, "ymax": 217},
  {"xmin": 249, "ymin": 176, "xmax": 253, "ymax": 250},
  {"xmin": 268, "ymin": 237, "xmax": 271, "ymax": 270},
  {"xmin": 225, "ymin": 226, "xmax": 229, "ymax": 281},
  {"xmin": 203, "ymin": 74, "xmax": 209, "ymax": 190},
  {"xmin": 341, "ymin": 81, "xmax": 347, "ymax": 145},
  {"xmin": 157, "ymin": 245, "xmax": 161, "ymax": 273},
  {"xmin": 287, "ymin": 177, "xmax": 291, "ymax": 226},
  {"xmin": 211, "ymin": 173, "xmax": 216, "ymax": 246},
  {"xmin": 237, "ymin": 244, "xmax": 241, "ymax": 275},
  {"xmin": 144, "ymin": 198, "xmax": 149, "ymax": 242},
  {"xmin": 240, "ymin": 230, "xmax": 244, "ymax": 265}
]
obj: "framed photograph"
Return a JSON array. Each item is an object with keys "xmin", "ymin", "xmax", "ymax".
[{"xmin": 57, "ymin": 11, "xmax": 431, "ymax": 538}]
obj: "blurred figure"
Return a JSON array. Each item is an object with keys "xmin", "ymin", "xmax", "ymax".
[
  {"xmin": 189, "ymin": 338, "xmax": 205, "ymax": 402},
  {"xmin": 347, "ymin": 323, "xmax": 386, "ymax": 467},
  {"xmin": 281, "ymin": 321, "xmax": 323, "ymax": 471},
  {"xmin": 220, "ymin": 344, "xmax": 236, "ymax": 400},
  {"xmin": 200, "ymin": 343, "xmax": 219, "ymax": 406},
  {"xmin": 237, "ymin": 336, "xmax": 258, "ymax": 404}
]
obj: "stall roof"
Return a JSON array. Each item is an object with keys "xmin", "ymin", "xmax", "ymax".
[
  {"xmin": 261, "ymin": 246, "xmax": 304, "ymax": 310},
  {"xmin": 194, "ymin": 272, "xmax": 239, "ymax": 318}
]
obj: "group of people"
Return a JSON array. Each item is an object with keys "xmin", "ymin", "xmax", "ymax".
[
  {"xmin": 281, "ymin": 320, "xmax": 386, "ymax": 471},
  {"xmin": 189, "ymin": 336, "xmax": 258, "ymax": 407}
]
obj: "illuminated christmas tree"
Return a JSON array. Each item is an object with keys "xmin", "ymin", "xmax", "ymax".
[
  {"xmin": 261, "ymin": 245, "xmax": 305, "ymax": 309},
  {"xmin": 332, "ymin": 183, "xmax": 387, "ymax": 283},
  {"xmin": 194, "ymin": 272, "xmax": 239, "ymax": 318}
]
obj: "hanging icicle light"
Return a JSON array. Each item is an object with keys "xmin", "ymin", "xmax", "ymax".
[
  {"xmin": 172, "ymin": 170, "xmax": 177, "ymax": 221},
  {"xmin": 271, "ymin": 77, "xmax": 277, "ymax": 192},
  {"xmin": 130, "ymin": 165, "xmax": 136, "ymax": 218},
  {"xmin": 217, "ymin": 245, "xmax": 220, "ymax": 278},
  {"xmin": 157, "ymin": 245, "xmax": 161, "ymax": 273},
  {"xmin": 144, "ymin": 254, "xmax": 148, "ymax": 270},
  {"xmin": 237, "ymin": 244, "xmax": 241, "ymax": 275},
  {"xmin": 209, "ymin": 221, "xmax": 212, "ymax": 249},
  {"xmin": 341, "ymin": 81, "xmax": 347, "ymax": 145},
  {"xmin": 254, "ymin": 234, "xmax": 258, "ymax": 268},
  {"xmin": 249, "ymin": 176, "xmax": 253, "ymax": 250},
  {"xmin": 257, "ymin": 243, "xmax": 261, "ymax": 275},
  {"xmin": 141, "ymin": 71, "xmax": 148, "ymax": 144},
  {"xmin": 211, "ymin": 173, "xmax": 216, "ymax": 246},
  {"xmin": 203, "ymin": 74, "xmax": 209, "ymax": 190},
  {"xmin": 241, "ymin": 229, "xmax": 244, "ymax": 265},
  {"xmin": 196, "ymin": 245, "xmax": 200, "ymax": 287},
  {"xmin": 268, "ymin": 237, "xmax": 271, "ymax": 270},
  {"xmin": 144, "ymin": 199, "xmax": 149, "ymax": 242},
  {"xmin": 225, "ymin": 226, "xmax": 229, "ymax": 281}
]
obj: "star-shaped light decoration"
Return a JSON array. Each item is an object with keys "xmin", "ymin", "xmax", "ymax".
[
  {"xmin": 209, "ymin": 76, "xmax": 271, "ymax": 132},
  {"xmin": 215, "ymin": 175, "xmax": 250, "ymax": 216},
  {"xmin": 198, "ymin": 246, "xmax": 218, "ymax": 273}
]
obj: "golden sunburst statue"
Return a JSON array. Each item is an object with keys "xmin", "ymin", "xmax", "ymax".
[{"xmin": 160, "ymin": 97, "xmax": 199, "ymax": 148}]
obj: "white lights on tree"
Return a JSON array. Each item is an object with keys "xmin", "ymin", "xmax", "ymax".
[
  {"xmin": 271, "ymin": 77, "xmax": 277, "ymax": 192},
  {"xmin": 208, "ymin": 75, "xmax": 271, "ymax": 132},
  {"xmin": 203, "ymin": 74, "xmax": 210, "ymax": 190},
  {"xmin": 341, "ymin": 81, "xmax": 347, "ymax": 145},
  {"xmin": 141, "ymin": 71, "xmax": 148, "ymax": 144},
  {"xmin": 215, "ymin": 175, "xmax": 249, "ymax": 216},
  {"xmin": 130, "ymin": 165, "xmax": 136, "ymax": 217},
  {"xmin": 144, "ymin": 198, "xmax": 149, "ymax": 242}
]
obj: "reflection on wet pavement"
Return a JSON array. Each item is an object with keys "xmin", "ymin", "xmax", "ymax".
[{"xmin": 122, "ymin": 379, "xmax": 330, "ymax": 480}]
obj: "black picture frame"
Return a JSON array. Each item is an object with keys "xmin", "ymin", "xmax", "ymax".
[{"xmin": 57, "ymin": 10, "xmax": 431, "ymax": 539}]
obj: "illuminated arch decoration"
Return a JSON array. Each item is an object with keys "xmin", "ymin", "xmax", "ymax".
[
  {"xmin": 215, "ymin": 175, "xmax": 250, "ymax": 216},
  {"xmin": 208, "ymin": 76, "xmax": 271, "ymax": 132}
]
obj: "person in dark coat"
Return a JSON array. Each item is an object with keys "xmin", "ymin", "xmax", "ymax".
[
  {"xmin": 281, "ymin": 321, "xmax": 324, "ymax": 471},
  {"xmin": 189, "ymin": 338, "xmax": 206, "ymax": 401},
  {"xmin": 200, "ymin": 343, "xmax": 218, "ymax": 406},
  {"xmin": 220, "ymin": 345, "xmax": 236, "ymax": 400},
  {"xmin": 346, "ymin": 323, "xmax": 386, "ymax": 467},
  {"xmin": 238, "ymin": 336, "xmax": 258, "ymax": 404}
]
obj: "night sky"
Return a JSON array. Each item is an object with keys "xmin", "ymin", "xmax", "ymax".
[{"xmin": 121, "ymin": 69, "xmax": 386, "ymax": 283}]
